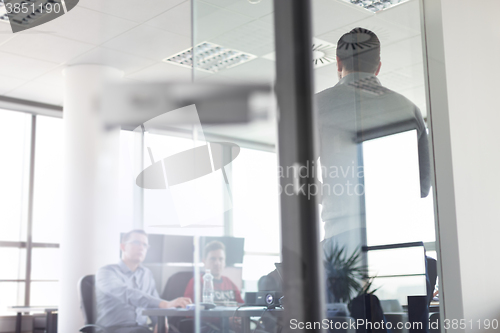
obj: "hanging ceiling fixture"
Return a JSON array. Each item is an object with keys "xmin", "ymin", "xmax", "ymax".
[
  {"xmin": 163, "ymin": 42, "xmax": 257, "ymax": 73},
  {"xmin": 343, "ymin": 0, "xmax": 410, "ymax": 13}
]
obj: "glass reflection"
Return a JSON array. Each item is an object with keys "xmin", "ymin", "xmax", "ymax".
[{"xmin": 90, "ymin": 1, "xmax": 440, "ymax": 333}]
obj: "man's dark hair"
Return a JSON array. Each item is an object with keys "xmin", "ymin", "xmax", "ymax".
[
  {"xmin": 121, "ymin": 229, "xmax": 148, "ymax": 243},
  {"xmin": 204, "ymin": 240, "xmax": 226, "ymax": 259},
  {"xmin": 336, "ymin": 27, "xmax": 381, "ymax": 74}
]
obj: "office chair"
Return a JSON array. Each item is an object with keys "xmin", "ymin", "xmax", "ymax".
[
  {"xmin": 161, "ymin": 271, "xmax": 194, "ymax": 300},
  {"xmin": 161, "ymin": 272, "xmax": 194, "ymax": 333},
  {"xmin": 78, "ymin": 274, "xmax": 110, "ymax": 333}
]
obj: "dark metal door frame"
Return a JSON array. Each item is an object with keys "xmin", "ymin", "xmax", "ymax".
[{"xmin": 273, "ymin": 1, "xmax": 326, "ymax": 331}]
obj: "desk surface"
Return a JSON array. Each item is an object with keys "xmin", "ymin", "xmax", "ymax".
[
  {"xmin": 7, "ymin": 306, "xmax": 57, "ymax": 313},
  {"xmin": 143, "ymin": 306, "xmax": 280, "ymax": 318}
]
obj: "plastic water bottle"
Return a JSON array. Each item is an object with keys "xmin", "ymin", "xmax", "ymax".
[{"xmin": 202, "ymin": 269, "xmax": 214, "ymax": 303}]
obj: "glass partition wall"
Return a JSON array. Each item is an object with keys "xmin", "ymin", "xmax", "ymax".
[
  {"xmin": 0, "ymin": 0, "xmax": 444, "ymax": 331},
  {"xmin": 135, "ymin": 2, "xmax": 280, "ymax": 333},
  {"xmin": 182, "ymin": 0, "xmax": 439, "ymax": 332}
]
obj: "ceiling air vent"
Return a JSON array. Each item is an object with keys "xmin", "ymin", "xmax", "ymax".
[
  {"xmin": 312, "ymin": 39, "xmax": 336, "ymax": 68},
  {"xmin": 343, "ymin": 0, "xmax": 410, "ymax": 13},
  {"xmin": 163, "ymin": 42, "xmax": 257, "ymax": 73},
  {"xmin": 263, "ymin": 38, "xmax": 337, "ymax": 69}
]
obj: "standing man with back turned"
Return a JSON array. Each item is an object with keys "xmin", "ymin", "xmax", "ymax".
[
  {"xmin": 96, "ymin": 230, "xmax": 192, "ymax": 333},
  {"xmin": 316, "ymin": 28, "xmax": 431, "ymax": 255}
]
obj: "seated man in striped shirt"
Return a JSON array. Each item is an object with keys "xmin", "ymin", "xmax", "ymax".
[{"xmin": 96, "ymin": 230, "xmax": 192, "ymax": 333}]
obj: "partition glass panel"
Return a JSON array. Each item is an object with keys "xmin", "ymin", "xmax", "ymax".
[
  {"xmin": 0, "ymin": 0, "xmax": 441, "ymax": 329},
  {"xmin": 311, "ymin": 0, "xmax": 439, "ymax": 329},
  {"xmin": 188, "ymin": 0, "xmax": 440, "ymax": 332},
  {"xmin": 187, "ymin": 1, "xmax": 280, "ymax": 333}
]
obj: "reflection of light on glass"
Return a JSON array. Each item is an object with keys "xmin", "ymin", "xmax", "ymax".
[
  {"xmin": 139, "ymin": 105, "xmax": 234, "ymax": 228},
  {"xmin": 248, "ymin": 0, "xmax": 262, "ymax": 4}
]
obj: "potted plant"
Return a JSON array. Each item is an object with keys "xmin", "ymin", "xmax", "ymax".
[{"xmin": 323, "ymin": 242, "xmax": 377, "ymax": 304}]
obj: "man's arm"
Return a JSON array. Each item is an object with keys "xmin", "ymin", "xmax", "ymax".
[
  {"xmin": 415, "ymin": 107, "xmax": 431, "ymax": 198},
  {"xmin": 96, "ymin": 267, "xmax": 163, "ymax": 309}
]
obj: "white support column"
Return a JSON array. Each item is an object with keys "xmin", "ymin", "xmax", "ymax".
[{"xmin": 59, "ymin": 65, "xmax": 123, "ymax": 333}]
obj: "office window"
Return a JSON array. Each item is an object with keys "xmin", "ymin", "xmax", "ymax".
[
  {"xmin": 0, "ymin": 111, "xmax": 143, "ymax": 311},
  {"xmin": 30, "ymin": 281, "xmax": 59, "ymax": 307},
  {"xmin": 0, "ymin": 248, "xmax": 26, "ymax": 280},
  {"xmin": 32, "ymin": 116, "xmax": 64, "ymax": 244},
  {"xmin": 363, "ymin": 130, "xmax": 436, "ymax": 245},
  {"xmin": 31, "ymin": 248, "xmax": 60, "ymax": 281},
  {"xmin": 0, "ymin": 109, "xmax": 31, "ymax": 313},
  {"xmin": 363, "ymin": 130, "xmax": 435, "ymax": 305},
  {"xmin": 233, "ymin": 148, "xmax": 280, "ymax": 254},
  {"xmin": 0, "ymin": 283, "xmax": 25, "ymax": 311},
  {"xmin": 232, "ymin": 148, "xmax": 280, "ymax": 291},
  {"xmin": 0, "ymin": 109, "xmax": 31, "ymax": 242}
]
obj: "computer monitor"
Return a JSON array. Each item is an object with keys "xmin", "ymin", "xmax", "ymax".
[
  {"xmin": 143, "ymin": 234, "xmax": 194, "ymax": 264},
  {"xmin": 125, "ymin": 233, "xmax": 245, "ymax": 266}
]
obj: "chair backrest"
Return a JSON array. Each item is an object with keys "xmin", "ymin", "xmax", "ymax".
[
  {"xmin": 161, "ymin": 271, "xmax": 193, "ymax": 300},
  {"xmin": 78, "ymin": 274, "xmax": 97, "ymax": 325}
]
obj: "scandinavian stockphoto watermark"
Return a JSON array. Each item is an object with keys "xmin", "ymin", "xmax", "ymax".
[{"xmin": 277, "ymin": 160, "xmax": 365, "ymax": 199}]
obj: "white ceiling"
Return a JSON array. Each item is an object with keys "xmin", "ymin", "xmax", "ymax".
[{"xmin": 0, "ymin": 0, "xmax": 427, "ymax": 146}]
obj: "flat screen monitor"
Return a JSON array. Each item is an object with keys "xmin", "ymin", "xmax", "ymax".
[{"xmin": 126, "ymin": 234, "xmax": 244, "ymax": 266}]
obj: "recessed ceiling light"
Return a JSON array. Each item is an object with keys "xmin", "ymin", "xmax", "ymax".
[
  {"xmin": 163, "ymin": 42, "xmax": 257, "ymax": 73},
  {"xmin": 0, "ymin": 2, "xmax": 9, "ymax": 24},
  {"xmin": 344, "ymin": 0, "xmax": 409, "ymax": 13}
]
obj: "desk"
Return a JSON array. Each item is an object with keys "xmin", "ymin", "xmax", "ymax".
[
  {"xmin": 7, "ymin": 307, "xmax": 57, "ymax": 333},
  {"xmin": 143, "ymin": 306, "xmax": 280, "ymax": 333}
]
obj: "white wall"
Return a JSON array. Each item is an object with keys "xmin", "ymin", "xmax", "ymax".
[{"xmin": 440, "ymin": 0, "xmax": 500, "ymax": 329}]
